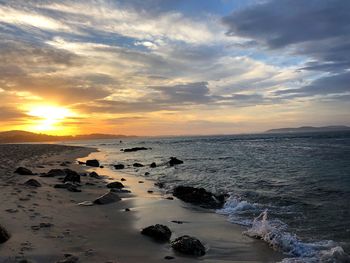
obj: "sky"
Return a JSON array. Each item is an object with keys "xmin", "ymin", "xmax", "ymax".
[{"xmin": 0, "ymin": 0, "xmax": 349, "ymax": 136}]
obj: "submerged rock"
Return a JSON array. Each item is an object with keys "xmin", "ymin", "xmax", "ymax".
[
  {"xmin": 24, "ymin": 179, "xmax": 41, "ymax": 187},
  {"xmin": 86, "ymin": 159, "xmax": 100, "ymax": 167},
  {"xmin": 106, "ymin": 181, "xmax": 124, "ymax": 189},
  {"xmin": 169, "ymin": 157, "xmax": 183, "ymax": 166},
  {"xmin": 114, "ymin": 164, "xmax": 125, "ymax": 170},
  {"xmin": 171, "ymin": 235, "xmax": 205, "ymax": 256},
  {"xmin": 14, "ymin": 167, "xmax": 34, "ymax": 175},
  {"xmin": 93, "ymin": 191, "xmax": 121, "ymax": 205},
  {"xmin": 173, "ymin": 186, "xmax": 226, "ymax": 209},
  {"xmin": 0, "ymin": 224, "xmax": 10, "ymax": 243},
  {"xmin": 141, "ymin": 224, "xmax": 171, "ymax": 242},
  {"xmin": 122, "ymin": 147, "xmax": 149, "ymax": 152}
]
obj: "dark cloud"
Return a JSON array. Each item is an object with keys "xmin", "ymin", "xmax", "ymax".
[
  {"xmin": 0, "ymin": 106, "xmax": 28, "ymax": 121},
  {"xmin": 223, "ymin": 0, "xmax": 350, "ymax": 98},
  {"xmin": 275, "ymin": 72, "xmax": 350, "ymax": 97}
]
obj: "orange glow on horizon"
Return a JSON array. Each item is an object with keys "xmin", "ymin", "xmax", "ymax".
[{"xmin": 25, "ymin": 105, "xmax": 76, "ymax": 135}]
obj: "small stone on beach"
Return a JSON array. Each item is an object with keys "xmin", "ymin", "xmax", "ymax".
[
  {"xmin": 24, "ymin": 179, "xmax": 41, "ymax": 188},
  {"xmin": 14, "ymin": 167, "xmax": 34, "ymax": 175}
]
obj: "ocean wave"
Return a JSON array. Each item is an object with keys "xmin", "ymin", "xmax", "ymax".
[{"xmin": 244, "ymin": 210, "xmax": 350, "ymax": 263}]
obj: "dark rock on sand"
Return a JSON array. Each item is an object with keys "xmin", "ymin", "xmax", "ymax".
[
  {"xmin": 141, "ymin": 224, "xmax": 171, "ymax": 242},
  {"xmin": 89, "ymin": 172, "xmax": 100, "ymax": 179},
  {"xmin": 78, "ymin": 161, "xmax": 86, "ymax": 165},
  {"xmin": 121, "ymin": 178, "xmax": 126, "ymax": 181},
  {"xmin": 171, "ymin": 235, "xmax": 205, "ymax": 256},
  {"xmin": 173, "ymin": 186, "xmax": 226, "ymax": 209},
  {"xmin": 169, "ymin": 157, "xmax": 183, "ymax": 166},
  {"xmin": 0, "ymin": 224, "xmax": 10, "ymax": 243},
  {"xmin": 145, "ymin": 172, "xmax": 150, "ymax": 176},
  {"xmin": 93, "ymin": 191, "xmax": 121, "ymax": 205},
  {"xmin": 56, "ymin": 254, "xmax": 79, "ymax": 263},
  {"xmin": 14, "ymin": 167, "xmax": 34, "ymax": 175},
  {"xmin": 114, "ymin": 164, "xmax": 125, "ymax": 170},
  {"xmin": 63, "ymin": 169, "xmax": 80, "ymax": 183},
  {"xmin": 106, "ymin": 181, "xmax": 124, "ymax": 189},
  {"xmin": 150, "ymin": 162, "xmax": 157, "ymax": 168},
  {"xmin": 24, "ymin": 179, "xmax": 41, "ymax": 187},
  {"xmin": 43, "ymin": 169, "xmax": 66, "ymax": 177},
  {"xmin": 67, "ymin": 185, "xmax": 81, "ymax": 192},
  {"xmin": 122, "ymin": 147, "xmax": 148, "ymax": 152},
  {"xmin": 147, "ymin": 190, "xmax": 154, "ymax": 193},
  {"xmin": 164, "ymin": 256, "xmax": 175, "ymax": 260},
  {"xmin": 133, "ymin": 163, "xmax": 144, "ymax": 167},
  {"xmin": 155, "ymin": 182, "xmax": 165, "ymax": 188},
  {"xmin": 86, "ymin": 159, "xmax": 100, "ymax": 167}
]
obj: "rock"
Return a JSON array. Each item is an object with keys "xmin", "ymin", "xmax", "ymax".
[
  {"xmin": 56, "ymin": 254, "xmax": 79, "ymax": 263},
  {"xmin": 100, "ymin": 165, "xmax": 104, "ymax": 168},
  {"xmin": 122, "ymin": 147, "xmax": 148, "ymax": 152},
  {"xmin": 169, "ymin": 157, "xmax": 183, "ymax": 166},
  {"xmin": 138, "ymin": 181, "xmax": 144, "ymax": 183},
  {"xmin": 89, "ymin": 172, "xmax": 100, "ymax": 179},
  {"xmin": 14, "ymin": 167, "xmax": 34, "ymax": 175},
  {"xmin": 150, "ymin": 162, "xmax": 157, "ymax": 168},
  {"xmin": 114, "ymin": 164, "xmax": 125, "ymax": 170},
  {"xmin": 78, "ymin": 161, "xmax": 86, "ymax": 165},
  {"xmin": 24, "ymin": 179, "xmax": 41, "ymax": 187},
  {"xmin": 166, "ymin": 197, "xmax": 174, "ymax": 200},
  {"xmin": 173, "ymin": 186, "xmax": 226, "ymax": 209},
  {"xmin": 133, "ymin": 163, "xmax": 144, "ymax": 167},
  {"xmin": 110, "ymin": 188, "xmax": 131, "ymax": 194},
  {"xmin": 145, "ymin": 172, "xmax": 150, "ymax": 176},
  {"xmin": 121, "ymin": 178, "xmax": 126, "ymax": 181},
  {"xmin": 106, "ymin": 181, "xmax": 124, "ymax": 189},
  {"xmin": 67, "ymin": 185, "xmax": 81, "ymax": 192},
  {"xmin": 44, "ymin": 169, "xmax": 66, "ymax": 177},
  {"xmin": 0, "ymin": 224, "xmax": 10, "ymax": 243},
  {"xmin": 141, "ymin": 224, "xmax": 171, "ymax": 242},
  {"xmin": 86, "ymin": 159, "xmax": 100, "ymax": 167},
  {"xmin": 155, "ymin": 182, "xmax": 165, "ymax": 188},
  {"xmin": 93, "ymin": 191, "xmax": 121, "ymax": 205},
  {"xmin": 63, "ymin": 169, "xmax": 80, "ymax": 183},
  {"xmin": 171, "ymin": 220, "xmax": 183, "ymax": 224},
  {"xmin": 125, "ymin": 208, "xmax": 130, "ymax": 212},
  {"xmin": 78, "ymin": 201, "xmax": 94, "ymax": 206},
  {"xmin": 164, "ymin": 256, "xmax": 175, "ymax": 260},
  {"xmin": 171, "ymin": 235, "xmax": 205, "ymax": 256},
  {"xmin": 147, "ymin": 190, "xmax": 154, "ymax": 194}
]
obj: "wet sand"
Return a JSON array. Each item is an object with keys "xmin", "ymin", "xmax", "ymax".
[{"xmin": 0, "ymin": 144, "xmax": 283, "ymax": 262}]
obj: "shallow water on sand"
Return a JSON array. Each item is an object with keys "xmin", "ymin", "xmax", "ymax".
[{"xmin": 64, "ymin": 131, "xmax": 350, "ymax": 262}]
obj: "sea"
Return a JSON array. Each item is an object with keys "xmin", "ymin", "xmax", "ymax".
[{"xmin": 64, "ymin": 131, "xmax": 350, "ymax": 262}]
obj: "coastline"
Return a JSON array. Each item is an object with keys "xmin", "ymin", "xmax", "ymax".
[{"xmin": 0, "ymin": 144, "xmax": 282, "ymax": 262}]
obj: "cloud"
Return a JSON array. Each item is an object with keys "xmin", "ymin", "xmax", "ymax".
[
  {"xmin": 223, "ymin": 0, "xmax": 350, "ymax": 98},
  {"xmin": 275, "ymin": 72, "xmax": 350, "ymax": 97},
  {"xmin": 0, "ymin": 106, "xmax": 28, "ymax": 121}
]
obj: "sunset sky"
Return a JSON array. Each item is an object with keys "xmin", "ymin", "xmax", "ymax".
[{"xmin": 0, "ymin": 0, "xmax": 349, "ymax": 136}]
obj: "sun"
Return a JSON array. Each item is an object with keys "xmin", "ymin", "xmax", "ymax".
[{"xmin": 26, "ymin": 105, "xmax": 74, "ymax": 135}]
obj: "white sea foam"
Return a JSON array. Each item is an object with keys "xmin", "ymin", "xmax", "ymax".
[{"xmin": 244, "ymin": 210, "xmax": 350, "ymax": 263}]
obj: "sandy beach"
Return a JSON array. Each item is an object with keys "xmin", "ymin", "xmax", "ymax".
[{"xmin": 0, "ymin": 144, "xmax": 282, "ymax": 263}]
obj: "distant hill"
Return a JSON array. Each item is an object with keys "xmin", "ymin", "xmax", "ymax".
[
  {"xmin": 265, "ymin": 125, "xmax": 350, "ymax": 134},
  {"xmin": 0, "ymin": 130, "xmax": 135, "ymax": 143}
]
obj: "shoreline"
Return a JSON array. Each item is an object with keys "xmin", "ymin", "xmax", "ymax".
[{"xmin": 0, "ymin": 144, "xmax": 282, "ymax": 262}]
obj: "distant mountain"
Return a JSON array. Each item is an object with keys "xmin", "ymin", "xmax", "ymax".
[
  {"xmin": 265, "ymin": 125, "xmax": 350, "ymax": 134},
  {"xmin": 0, "ymin": 130, "xmax": 135, "ymax": 143}
]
